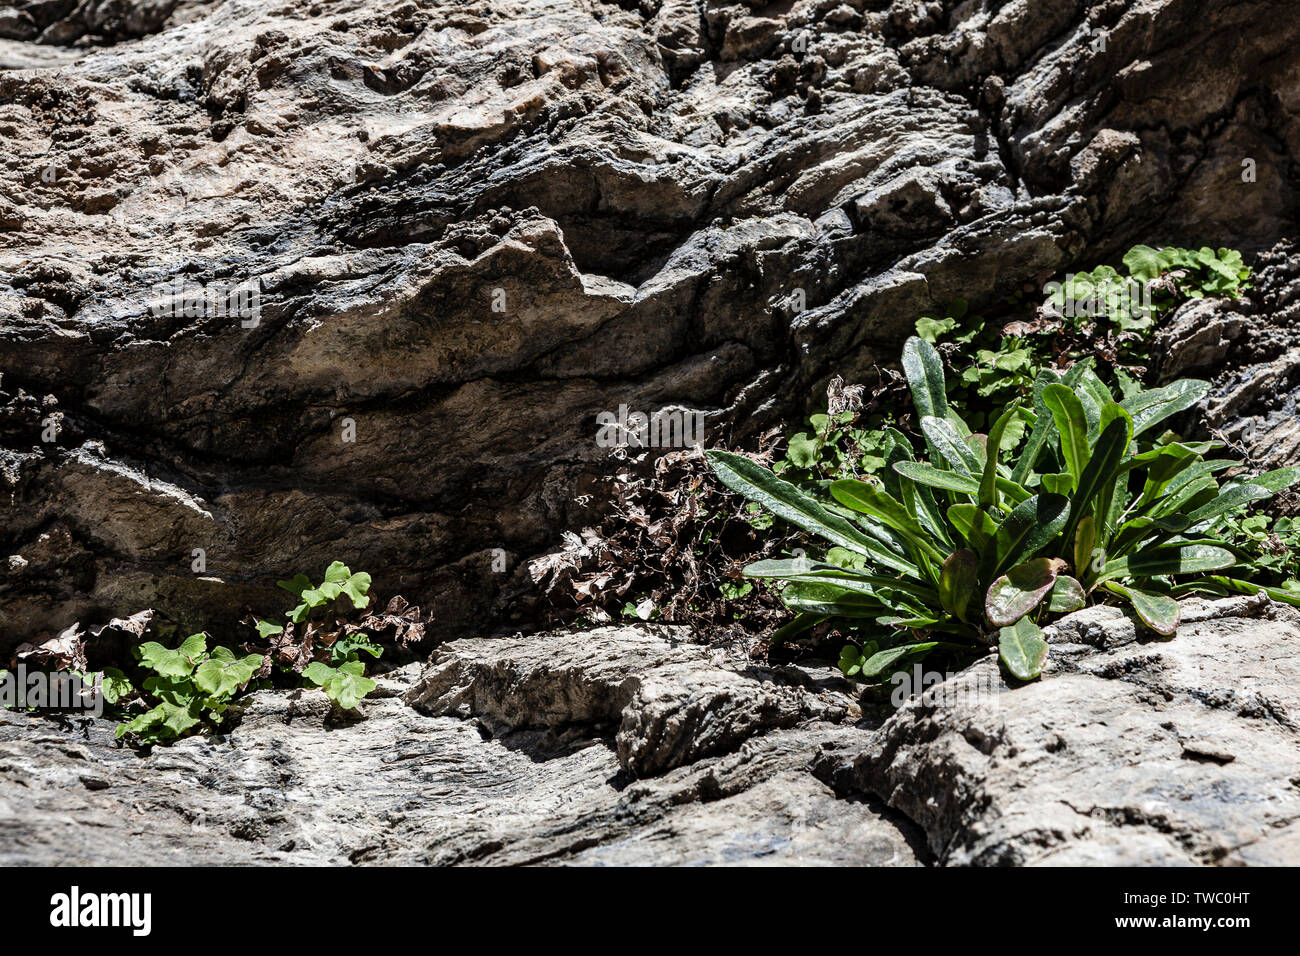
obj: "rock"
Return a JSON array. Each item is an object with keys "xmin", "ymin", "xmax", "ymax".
[
  {"xmin": 5, "ymin": 0, "xmax": 1300, "ymax": 643},
  {"xmin": 1153, "ymin": 298, "xmax": 1248, "ymax": 379},
  {"xmin": 814, "ymin": 597, "xmax": 1300, "ymax": 865},
  {"xmin": 3, "ymin": 602, "xmax": 1298, "ymax": 865},
  {"xmin": 404, "ymin": 623, "xmax": 860, "ymax": 777},
  {"xmin": 1153, "ymin": 242, "xmax": 1300, "ymax": 484},
  {"xmin": 0, "ymin": 630, "xmax": 919, "ymax": 866}
]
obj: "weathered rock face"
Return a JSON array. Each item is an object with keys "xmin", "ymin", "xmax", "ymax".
[
  {"xmin": 3, "ymin": 0, "xmax": 1300, "ymax": 642},
  {"xmin": 815, "ymin": 596, "xmax": 1300, "ymax": 865},
  {"xmin": 405, "ymin": 624, "xmax": 861, "ymax": 775},
  {"xmin": 4, "ymin": 599, "xmax": 1297, "ymax": 865},
  {"xmin": 0, "ymin": 624, "xmax": 925, "ymax": 865},
  {"xmin": 1155, "ymin": 242, "xmax": 1300, "ymax": 486}
]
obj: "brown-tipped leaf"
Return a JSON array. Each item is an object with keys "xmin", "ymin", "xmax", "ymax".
[{"xmin": 986, "ymin": 557, "xmax": 1067, "ymax": 626}]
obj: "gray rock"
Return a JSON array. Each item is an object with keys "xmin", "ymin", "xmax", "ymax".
[
  {"xmin": 4, "ymin": 603, "xmax": 1299, "ymax": 866},
  {"xmin": 1153, "ymin": 244, "xmax": 1300, "ymax": 485},
  {"xmin": 814, "ymin": 597, "xmax": 1300, "ymax": 865},
  {"xmin": 405, "ymin": 624, "xmax": 861, "ymax": 776},
  {"xmin": 0, "ymin": 627, "xmax": 919, "ymax": 866}
]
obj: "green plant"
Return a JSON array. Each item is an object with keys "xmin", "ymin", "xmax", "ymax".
[
  {"xmin": 916, "ymin": 245, "xmax": 1254, "ymax": 428},
  {"xmin": 266, "ymin": 560, "xmax": 373, "ymax": 628},
  {"xmin": 1122, "ymin": 245, "xmax": 1252, "ymax": 299},
  {"xmin": 777, "ymin": 410, "xmax": 894, "ymax": 480},
  {"xmin": 252, "ymin": 561, "xmax": 382, "ymax": 710},
  {"xmin": 706, "ymin": 336, "xmax": 1298, "ymax": 683},
  {"xmin": 303, "ymin": 660, "xmax": 376, "ymax": 709},
  {"xmin": 115, "ymin": 633, "xmax": 263, "ymax": 745},
  {"xmin": 915, "ymin": 298, "xmax": 1041, "ymax": 430}
]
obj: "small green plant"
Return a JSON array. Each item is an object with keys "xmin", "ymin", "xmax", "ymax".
[
  {"xmin": 253, "ymin": 561, "xmax": 382, "ymax": 710},
  {"xmin": 1122, "ymin": 244, "xmax": 1252, "ymax": 299},
  {"xmin": 111, "ymin": 562, "xmax": 385, "ymax": 744},
  {"xmin": 115, "ymin": 633, "xmax": 263, "ymax": 745},
  {"xmin": 915, "ymin": 299, "xmax": 1041, "ymax": 429},
  {"xmin": 303, "ymin": 660, "xmax": 376, "ymax": 709},
  {"xmin": 265, "ymin": 561, "xmax": 373, "ymax": 629},
  {"xmin": 707, "ymin": 336, "xmax": 1298, "ymax": 683},
  {"xmin": 777, "ymin": 410, "xmax": 894, "ymax": 480}
]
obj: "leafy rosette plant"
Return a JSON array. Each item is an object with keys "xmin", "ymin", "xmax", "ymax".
[{"xmin": 707, "ymin": 336, "xmax": 1299, "ymax": 682}]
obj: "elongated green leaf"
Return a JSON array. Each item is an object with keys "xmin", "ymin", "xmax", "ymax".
[
  {"xmin": 1048, "ymin": 575, "xmax": 1086, "ymax": 613},
  {"xmin": 921, "ymin": 416, "xmax": 982, "ymax": 475},
  {"xmin": 831, "ymin": 479, "xmax": 945, "ymax": 562},
  {"xmin": 1102, "ymin": 469, "xmax": 1128, "ymax": 538},
  {"xmin": 994, "ymin": 493, "xmax": 1071, "ymax": 573},
  {"xmin": 999, "ymin": 616, "xmax": 1048, "ymax": 681},
  {"xmin": 996, "ymin": 477, "xmax": 1032, "ymax": 504},
  {"xmin": 743, "ymin": 557, "xmax": 836, "ymax": 577},
  {"xmin": 878, "ymin": 431, "xmax": 951, "ymax": 546},
  {"xmin": 939, "ymin": 549, "xmax": 978, "ymax": 622},
  {"xmin": 781, "ymin": 582, "xmax": 888, "ymax": 617},
  {"xmin": 1129, "ymin": 442, "xmax": 1203, "ymax": 506},
  {"xmin": 879, "ymin": 614, "xmax": 942, "ymax": 629},
  {"xmin": 1163, "ymin": 459, "xmax": 1234, "ymax": 497},
  {"xmin": 743, "ymin": 560, "xmax": 941, "ymax": 605},
  {"xmin": 1076, "ymin": 368, "xmax": 1114, "ymax": 442},
  {"xmin": 903, "ymin": 336, "xmax": 948, "ymax": 422},
  {"xmin": 1122, "ymin": 379, "xmax": 1210, "ymax": 436},
  {"xmin": 980, "ymin": 402, "xmax": 1019, "ymax": 509},
  {"xmin": 1099, "ymin": 543, "xmax": 1236, "ymax": 583},
  {"xmin": 947, "ymin": 503, "xmax": 999, "ymax": 557},
  {"xmin": 1074, "ymin": 515, "xmax": 1096, "ymax": 578},
  {"xmin": 1185, "ymin": 482, "xmax": 1271, "ymax": 523},
  {"xmin": 893, "ymin": 461, "xmax": 980, "ymax": 495},
  {"xmin": 986, "ymin": 557, "xmax": 1066, "ymax": 626},
  {"xmin": 1247, "ymin": 465, "xmax": 1300, "ymax": 492},
  {"xmin": 1011, "ymin": 369, "xmax": 1063, "ymax": 484},
  {"xmin": 884, "ymin": 427, "xmax": 952, "ymax": 546},
  {"xmin": 1211, "ymin": 577, "xmax": 1300, "ymax": 609},
  {"xmin": 707, "ymin": 451, "xmax": 915, "ymax": 573},
  {"xmin": 1042, "ymin": 384, "xmax": 1090, "ymax": 490},
  {"xmin": 1104, "ymin": 582, "xmax": 1180, "ymax": 635},
  {"xmin": 896, "ymin": 459, "xmax": 1026, "ymax": 508},
  {"xmin": 1150, "ymin": 475, "xmax": 1219, "ymax": 520},
  {"xmin": 1097, "ymin": 400, "xmax": 1130, "ymax": 441},
  {"xmin": 1059, "ymin": 412, "xmax": 1131, "ymax": 551},
  {"xmin": 861, "ymin": 642, "xmax": 941, "ymax": 678}
]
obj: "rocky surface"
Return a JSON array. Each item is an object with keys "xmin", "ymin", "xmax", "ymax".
[
  {"xmin": 5, "ymin": 0, "xmax": 1300, "ymax": 643},
  {"xmin": 1154, "ymin": 242, "xmax": 1300, "ymax": 486},
  {"xmin": 3, "ymin": 598, "xmax": 1298, "ymax": 866},
  {"xmin": 816, "ymin": 595, "xmax": 1300, "ymax": 865},
  {"xmin": 0, "ymin": 623, "xmax": 924, "ymax": 866}
]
